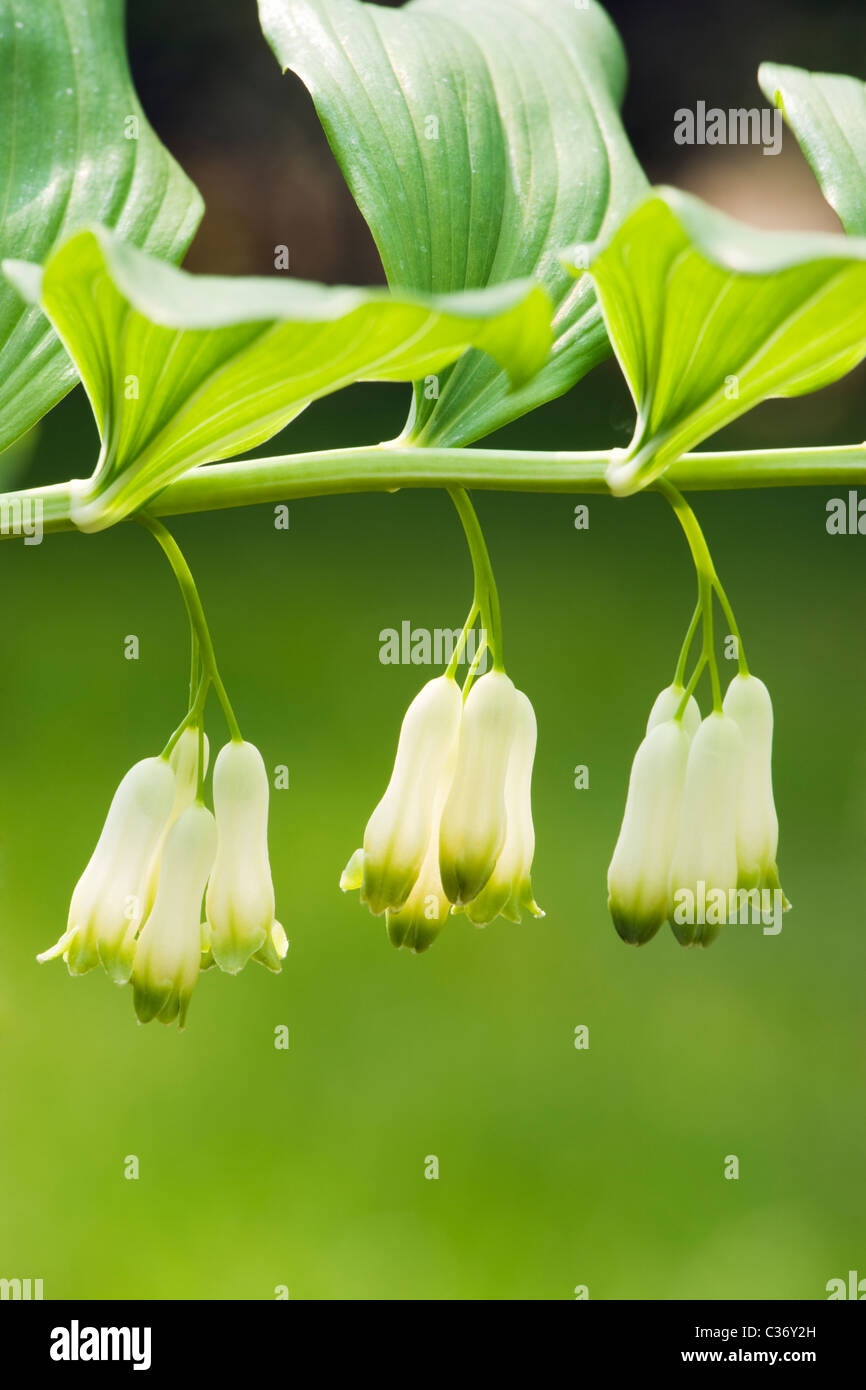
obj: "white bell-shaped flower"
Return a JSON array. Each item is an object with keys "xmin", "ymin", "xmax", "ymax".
[
  {"xmin": 205, "ymin": 740, "xmax": 283, "ymax": 975},
  {"xmin": 132, "ymin": 802, "xmax": 217, "ymax": 1028},
  {"xmin": 463, "ymin": 689, "xmax": 544, "ymax": 926},
  {"xmin": 439, "ymin": 671, "xmax": 518, "ymax": 906},
  {"xmin": 385, "ymin": 742, "xmax": 456, "ymax": 954},
  {"xmin": 722, "ymin": 674, "xmax": 787, "ymax": 900},
  {"xmin": 342, "ymin": 675, "xmax": 462, "ymax": 916},
  {"xmin": 140, "ymin": 727, "xmax": 210, "ymax": 918},
  {"xmin": 668, "ymin": 712, "xmax": 743, "ymax": 947},
  {"xmin": 37, "ymin": 756, "xmax": 176, "ymax": 983},
  {"xmin": 608, "ymin": 716, "xmax": 693, "ymax": 945}
]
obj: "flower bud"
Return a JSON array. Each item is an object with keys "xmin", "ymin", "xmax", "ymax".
[
  {"xmin": 722, "ymin": 674, "xmax": 787, "ymax": 901},
  {"xmin": 439, "ymin": 671, "xmax": 518, "ymax": 906},
  {"xmin": 647, "ymin": 683, "xmax": 701, "ymax": 739},
  {"xmin": 463, "ymin": 689, "xmax": 544, "ymax": 926},
  {"xmin": 608, "ymin": 717, "xmax": 692, "ymax": 945},
  {"xmin": 668, "ymin": 712, "xmax": 743, "ymax": 947},
  {"xmin": 205, "ymin": 741, "xmax": 279, "ymax": 974},
  {"xmin": 132, "ymin": 802, "xmax": 217, "ymax": 1028},
  {"xmin": 169, "ymin": 726, "xmax": 210, "ymax": 813},
  {"xmin": 345, "ymin": 675, "xmax": 463, "ymax": 916},
  {"xmin": 37, "ymin": 756, "xmax": 176, "ymax": 983}
]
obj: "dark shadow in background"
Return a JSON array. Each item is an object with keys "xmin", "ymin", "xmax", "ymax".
[{"xmin": 125, "ymin": 0, "xmax": 866, "ymax": 279}]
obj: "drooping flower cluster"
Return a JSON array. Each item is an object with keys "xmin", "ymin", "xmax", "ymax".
[
  {"xmin": 38, "ymin": 731, "xmax": 286, "ymax": 1027},
  {"xmin": 341, "ymin": 671, "xmax": 543, "ymax": 952},
  {"xmin": 608, "ymin": 674, "xmax": 788, "ymax": 947}
]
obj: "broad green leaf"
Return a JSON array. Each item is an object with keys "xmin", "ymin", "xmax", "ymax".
[
  {"xmin": 759, "ymin": 63, "xmax": 866, "ymax": 236},
  {"xmin": 3, "ymin": 228, "xmax": 551, "ymax": 530},
  {"xmin": 565, "ymin": 187, "xmax": 866, "ymax": 496},
  {"xmin": 259, "ymin": 0, "xmax": 646, "ymax": 447},
  {"xmin": 0, "ymin": 0, "xmax": 203, "ymax": 456}
]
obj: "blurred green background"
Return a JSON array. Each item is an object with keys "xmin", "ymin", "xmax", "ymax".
[{"xmin": 1, "ymin": 0, "xmax": 865, "ymax": 1302}]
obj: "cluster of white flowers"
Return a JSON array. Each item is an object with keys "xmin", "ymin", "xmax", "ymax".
[
  {"xmin": 38, "ymin": 731, "xmax": 286, "ymax": 1027},
  {"xmin": 341, "ymin": 671, "xmax": 543, "ymax": 952},
  {"xmin": 608, "ymin": 674, "xmax": 788, "ymax": 947}
]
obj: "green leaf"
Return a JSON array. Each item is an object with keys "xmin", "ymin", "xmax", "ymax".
[
  {"xmin": 259, "ymin": 0, "xmax": 646, "ymax": 447},
  {"xmin": 564, "ymin": 187, "xmax": 866, "ymax": 496},
  {"xmin": 3, "ymin": 228, "xmax": 552, "ymax": 530},
  {"xmin": 759, "ymin": 62, "xmax": 866, "ymax": 236},
  {"xmin": 0, "ymin": 0, "xmax": 203, "ymax": 458}
]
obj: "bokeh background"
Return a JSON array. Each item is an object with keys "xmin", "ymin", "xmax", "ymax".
[{"xmin": 0, "ymin": 0, "xmax": 864, "ymax": 1300}]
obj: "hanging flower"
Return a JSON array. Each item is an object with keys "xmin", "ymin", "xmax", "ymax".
[
  {"xmin": 140, "ymin": 726, "xmax": 209, "ymax": 918},
  {"xmin": 722, "ymin": 673, "xmax": 788, "ymax": 903},
  {"xmin": 385, "ymin": 750, "xmax": 455, "ymax": 954},
  {"xmin": 341, "ymin": 675, "xmax": 462, "ymax": 916},
  {"xmin": 205, "ymin": 740, "xmax": 285, "ymax": 975},
  {"xmin": 132, "ymin": 802, "xmax": 217, "ymax": 1028},
  {"xmin": 668, "ymin": 712, "xmax": 744, "ymax": 947},
  {"xmin": 608, "ymin": 719, "xmax": 693, "ymax": 945},
  {"xmin": 438, "ymin": 671, "xmax": 518, "ymax": 907},
  {"xmin": 37, "ymin": 756, "xmax": 176, "ymax": 983},
  {"xmin": 461, "ymin": 688, "xmax": 543, "ymax": 926}
]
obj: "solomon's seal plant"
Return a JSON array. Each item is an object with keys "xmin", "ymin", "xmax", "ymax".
[
  {"xmin": 2, "ymin": 0, "xmax": 866, "ymax": 1023},
  {"xmin": 37, "ymin": 510, "xmax": 287, "ymax": 1027}
]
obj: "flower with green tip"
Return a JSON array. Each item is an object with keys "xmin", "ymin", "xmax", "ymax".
[
  {"xmin": 140, "ymin": 726, "xmax": 210, "ymax": 916},
  {"xmin": 722, "ymin": 673, "xmax": 788, "ymax": 903},
  {"xmin": 200, "ymin": 918, "xmax": 289, "ymax": 973},
  {"xmin": 461, "ymin": 689, "xmax": 543, "ymax": 927},
  {"xmin": 37, "ymin": 755, "xmax": 176, "ymax": 983},
  {"xmin": 385, "ymin": 843, "xmax": 452, "ymax": 954},
  {"xmin": 668, "ymin": 711, "xmax": 743, "ymax": 947},
  {"xmin": 439, "ymin": 670, "xmax": 518, "ymax": 907},
  {"xmin": 384, "ymin": 738, "xmax": 457, "ymax": 954},
  {"xmin": 342, "ymin": 674, "xmax": 462, "ymax": 916},
  {"xmin": 205, "ymin": 740, "xmax": 284, "ymax": 975},
  {"xmin": 133, "ymin": 802, "xmax": 217, "ymax": 1029},
  {"xmin": 344, "ymin": 669, "xmax": 543, "ymax": 948},
  {"xmin": 608, "ymin": 718, "xmax": 692, "ymax": 946},
  {"xmin": 607, "ymin": 684, "xmax": 703, "ymax": 945}
]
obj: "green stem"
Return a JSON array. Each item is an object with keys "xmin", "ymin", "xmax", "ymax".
[
  {"xmin": 138, "ymin": 515, "xmax": 242, "ymax": 742},
  {"xmin": 162, "ymin": 674, "xmax": 210, "ymax": 759},
  {"xmin": 188, "ymin": 631, "xmax": 201, "ymax": 709},
  {"xmin": 445, "ymin": 600, "xmax": 480, "ymax": 680},
  {"xmin": 6, "ymin": 443, "xmax": 866, "ymax": 535},
  {"xmin": 713, "ymin": 576, "xmax": 749, "ymax": 677},
  {"xmin": 462, "ymin": 635, "xmax": 489, "ymax": 700},
  {"xmin": 677, "ymin": 654, "xmax": 708, "ymax": 719},
  {"xmin": 674, "ymin": 600, "xmax": 702, "ymax": 688},
  {"xmin": 657, "ymin": 479, "xmax": 730, "ymax": 711},
  {"xmin": 701, "ymin": 572, "xmax": 722, "ymax": 712},
  {"xmin": 448, "ymin": 486, "xmax": 505, "ymax": 672},
  {"xmin": 655, "ymin": 478, "xmax": 718, "ymax": 585},
  {"xmin": 197, "ymin": 721, "xmax": 206, "ymax": 801}
]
